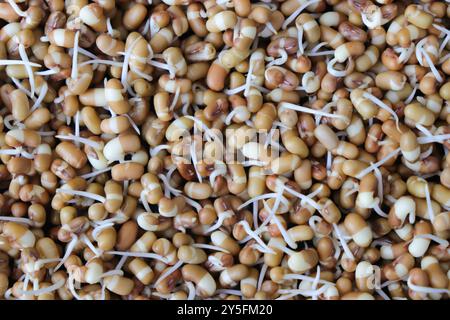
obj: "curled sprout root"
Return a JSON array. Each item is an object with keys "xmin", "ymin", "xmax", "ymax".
[{"xmin": 0, "ymin": 0, "xmax": 449, "ymax": 302}]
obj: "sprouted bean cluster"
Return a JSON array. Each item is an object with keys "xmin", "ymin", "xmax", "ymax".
[{"xmin": 0, "ymin": 0, "xmax": 448, "ymax": 301}]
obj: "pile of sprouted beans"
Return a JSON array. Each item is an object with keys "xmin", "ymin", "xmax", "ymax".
[{"xmin": 0, "ymin": 0, "xmax": 448, "ymax": 301}]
